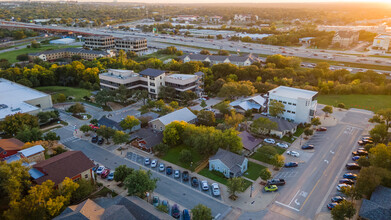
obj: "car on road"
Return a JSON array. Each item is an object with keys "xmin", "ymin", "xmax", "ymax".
[
  {"xmin": 171, "ymin": 204, "xmax": 180, "ymax": 219},
  {"xmin": 287, "ymin": 150, "xmax": 300, "ymax": 157},
  {"xmin": 97, "ymin": 138, "xmax": 104, "ymax": 145},
  {"xmin": 337, "ymin": 184, "xmax": 351, "ymax": 191},
  {"xmin": 152, "ymin": 196, "xmax": 159, "ymax": 207},
  {"xmin": 191, "ymin": 177, "xmax": 199, "ymax": 187},
  {"xmin": 264, "ymin": 138, "xmax": 275, "ymax": 144},
  {"xmin": 211, "ymin": 183, "xmax": 220, "ymax": 196},
  {"xmin": 201, "ymin": 180, "xmax": 209, "ymax": 191},
  {"xmin": 101, "ymin": 168, "xmax": 110, "ymax": 178},
  {"xmin": 182, "ymin": 209, "xmax": 191, "ymax": 220},
  {"xmin": 343, "ymin": 173, "xmax": 357, "ymax": 180},
  {"xmin": 151, "ymin": 159, "xmax": 157, "ymax": 168},
  {"xmin": 339, "ymin": 179, "xmax": 355, "ymax": 185},
  {"xmin": 107, "ymin": 171, "xmax": 115, "ymax": 181},
  {"xmin": 352, "ymin": 156, "xmax": 360, "ymax": 161},
  {"xmin": 264, "ymin": 185, "xmax": 278, "ymax": 192},
  {"xmin": 96, "ymin": 166, "xmax": 105, "ymax": 175},
  {"xmin": 144, "ymin": 158, "xmax": 151, "ymax": 166},
  {"xmin": 352, "ymin": 150, "xmax": 368, "ymax": 156},
  {"xmin": 182, "ymin": 171, "xmax": 189, "ymax": 181},
  {"xmin": 302, "ymin": 144, "xmax": 314, "ymax": 150},
  {"xmin": 316, "ymin": 127, "xmax": 327, "ymax": 131},
  {"xmin": 174, "ymin": 170, "xmax": 181, "ymax": 178},
  {"xmin": 284, "ymin": 162, "xmax": 298, "ymax": 168},
  {"xmin": 159, "ymin": 163, "xmax": 165, "ymax": 172},
  {"xmin": 166, "ymin": 166, "xmax": 173, "ymax": 175},
  {"xmin": 346, "ymin": 163, "xmax": 361, "ymax": 170},
  {"xmin": 276, "ymin": 142, "xmax": 289, "ymax": 148},
  {"xmin": 267, "ymin": 179, "xmax": 286, "ymax": 186},
  {"xmin": 327, "ymin": 202, "xmax": 339, "ymax": 210},
  {"xmin": 331, "ymin": 196, "xmax": 346, "ymax": 203},
  {"xmin": 91, "ymin": 136, "xmax": 98, "ymax": 143}
]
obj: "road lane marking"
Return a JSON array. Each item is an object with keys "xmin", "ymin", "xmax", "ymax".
[
  {"xmin": 275, "ymin": 201, "xmax": 300, "ymax": 212},
  {"xmin": 294, "ymin": 199, "xmax": 300, "ymax": 205},
  {"xmin": 289, "ymin": 190, "xmax": 300, "ymax": 206},
  {"xmin": 324, "ymin": 160, "xmax": 329, "ymax": 164}
]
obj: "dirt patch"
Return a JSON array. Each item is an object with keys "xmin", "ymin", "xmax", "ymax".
[{"xmin": 107, "ymin": 102, "xmax": 125, "ymax": 111}]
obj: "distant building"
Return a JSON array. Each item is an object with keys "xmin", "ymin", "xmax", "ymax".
[
  {"xmin": 209, "ymin": 148, "xmax": 248, "ymax": 178},
  {"xmin": 172, "ymin": 15, "xmax": 199, "ymax": 22},
  {"xmin": 268, "ymin": 86, "xmax": 318, "ymax": 124},
  {"xmin": 331, "ymin": 31, "xmax": 359, "ymax": 48},
  {"xmin": 114, "ymin": 37, "xmax": 147, "ymax": 52},
  {"xmin": 299, "ymin": 37, "xmax": 315, "ymax": 45},
  {"xmin": 209, "ymin": 16, "xmax": 223, "ymax": 23},
  {"xmin": 372, "ymin": 34, "xmax": 391, "ymax": 51},
  {"xmin": 149, "ymin": 108, "xmax": 197, "ymax": 131},
  {"xmin": 49, "ymin": 38, "xmax": 76, "ymax": 45},
  {"xmin": 0, "ymin": 138, "xmax": 24, "ymax": 159},
  {"xmin": 236, "ymin": 33, "xmax": 272, "ymax": 40},
  {"xmin": 180, "ymin": 54, "xmax": 260, "ymax": 66},
  {"xmin": 28, "ymin": 48, "xmax": 111, "ymax": 62},
  {"xmin": 0, "ymin": 78, "xmax": 53, "ymax": 120},
  {"xmin": 84, "ymin": 35, "xmax": 115, "ymax": 50},
  {"xmin": 234, "ymin": 14, "xmax": 252, "ymax": 23}
]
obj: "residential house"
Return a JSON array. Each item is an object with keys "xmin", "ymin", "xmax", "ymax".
[
  {"xmin": 238, "ymin": 131, "xmax": 262, "ymax": 152},
  {"xmin": 4, "ymin": 144, "xmax": 45, "ymax": 164},
  {"xmin": 230, "ymin": 95, "xmax": 267, "ymax": 113},
  {"xmin": 179, "ymin": 54, "xmax": 260, "ymax": 66},
  {"xmin": 332, "ymin": 31, "xmax": 359, "ymax": 48},
  {"xmin": 149, "ymin": 108, "xmax": 197, "ymax": 131},
  {"xmin": 254, "ymin": 114, "xmax": 298, "ymax": 138},
  {"xmin": 0, "ymin": 138, "xmax": 24, "ymax": 159},
  {"xmin": 209, "ymin": 148, "xmax": 248, "ymax": 178},
  {"xmin": 98, "ymin": 109, "xmax": 141, "ymax": 133},
  {"xmin": 359, "ymin": 186, "xmax": 391, "ymax": 220},
  {"xmin": 31, "ymin": 151, "xmax": 95, "ymax": 187}
]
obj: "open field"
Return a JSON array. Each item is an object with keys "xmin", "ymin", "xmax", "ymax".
[
  {"xmin": 198, "ymin": 168, "xmax": 252, "ymax": 191},
  {"xmin": 161, "ymin": 145, "xmax": 204, "ymax": 171},
  {"xmin": 135, "ymin": 52, "xmax": 177, "ymax": 62},
  {"xmin": 317, "ymin": 95, "xmax": 391, "ymax": 112},
  {"xmin": 244, "ymin": 161, "xmax": 266, "ymax": 181},
  {"xmin": 36, "ymin": 86, "xmax": 92, "ymax": 103}
]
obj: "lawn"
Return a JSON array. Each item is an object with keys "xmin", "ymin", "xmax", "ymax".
[
  {"xmin": 317, "ymin": 94, "xmax": 391, "ymax": 112},
  {"xmin": 251, "ymin": 145, "xmax": 285, "ymax": 164},
  {"xmin": 161, "ymin": 145, "xmax": 204, "ymax": 171},
  {"xmin": 36, "ymin": 86, "xmax": 92, "ymax": 103},
  {"xmin": 0, "ymin": 44, "xmax": 81, "ymax": 63},
  {"xmin": 134, "ymin": 52, "xmax": 177, "ymax": 62},
  {"xmin": 198, "ymin": 168, "xmax": 252, "ymax": 191},
  {"xmin": 244, "ymin": 161, "xmax": 266, "ymax": 181},
  {"xmin": 282, "ymin": 126, "xmax": 304, "ymax": 143}
]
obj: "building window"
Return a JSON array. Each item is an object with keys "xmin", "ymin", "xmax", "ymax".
[
  {"xmin": 283, "ymin": 101, "xmax": 287, "ymax": 104},
  {"xmin": 293, "ymin": 103, "xmax": 296, "ymax": 106},
  {"xmin": 292, "ymin": 111, "xmax": 296, "ymax": 114},
  {"xmin": 288, "ymin": 102, "xmax": 292, "ymax": 105},
  {"xmin": 160, "ymin": 127, "xmax": 163, "ymax": 131},
  {"xmin": 85, "ymin": 174, "xmax": 88, "ymax": 178},
  {"xmin": 154, "ymin": 124, "xmax": 157, "ymax": 128},
  {"xmin": 287, "ymin": 110, "xmax": 291, "ymax": 113}
]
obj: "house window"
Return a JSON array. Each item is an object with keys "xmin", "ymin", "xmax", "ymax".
[
  {"xmin": 84, "ymin": 174, "xmax": 88, "ymax": 178},
  {"xmin": 160, "ymin": 127, "xmax": 163, "ymax": 131},
  {"xmin": 154, "ymin": 124, "xmax": 157, "ymax": 128},
  {"xmin": 283, "ymin": 101, "xmax": 287, "ymax": 104},
  {"xmin": 293, "ymin": 103, "xmax": 296, "ymax": 106},
  {"xmin": 73, "ymin": 177, "xmax": 80, "ymax": 182},
  {"xmin": 287, "ymin": 110, "xmax": 291, "ymax": 113},
  {"xmin": 288, "ymin": 102, "xmax": 292, "ymax": 105},
  {"xmin": 292, "ymin": 111, "xmax": 296, "ymax": 114}
]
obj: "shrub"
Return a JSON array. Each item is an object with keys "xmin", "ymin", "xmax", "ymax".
[
  {"xmin": 259, "ymin": 168, "xmax": 272, "ymax": 180},
  {"xmin": 337, "ymin": 103, "xmax": 345, "ymax": 108}
]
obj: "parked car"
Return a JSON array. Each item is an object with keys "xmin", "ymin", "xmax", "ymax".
[
  {"xmin": 191, "ymin": 177, "xmax": 199, "ymax": 187},
  {"xmin": 276, "ymin": 142, "xmax": 289, "ymax": 148},
  {"xmin": 171, "ymin": 204, "xmax": 180, "ymax": 219},
  {"xmin": 316, "ymin": 127, "xmax": 327, "ymax": 131},
  {"xmin": 91, "ymin": 136, "xmax": 98, "ymax": 143},
  {"xmin": 161, "ymin": 200, "xmax": 169, "ymax": 213},
  {"xmin": 174, "ymin": 170, "xmax": 181, "ymax": 179},
  {"xmin": 302, "ymin": 144, "xmax": 314, "ymax": 150},
  {"xmin": 96, "ymin": 166, "xmax": 105, "ymax": 175},
  {"xmin": 346, "ymin": 163, "xmax": 361, "ymax": 170},
  {"xmin": 267, "ymin": 179, "xmax": 286, "ymax": 186},
  {"xmin": 201, "ymin": 180, "xmax": 209, "ymax": 191},
  {"xmin": 264, "ymin": 138, "xmax": 275, "ymax": 144},
  {"xmin": 352, "ymin": 150, "xmax": 368, "ymax": 156},
  {"xmin": 339, "ymin": 179, "xmax": 355, "ymax": 185},
  {"xmin": 97, "ymin": 138, "xmax": 104, "ymax": 145},
  {"xmin": 331, "ymin": 196, "xmax": 346, "ymax": 203},
  {"xmin": 264, "ymin": 185, "xmax": 278, "ymax": 192},
  {"xmin": 151, "ymin": 159, "xmax": 157, "ymax": 168},
  {"xmin": 343, "ymin": 173, "xmax": 357, "ymax": 180},
  {"xmin": 327, "ymin": 202, "xmax": 339, "ymax": 210},
  {"xmin": 159, "ymin": 163, "xmax": 165, "ymax": 172},
  {"xmin": 166, "ymin": 166, "xmax": 173, "ymax": 175},
  {"xmin": 107, "ymin": 171, "xmax": 115, "ymax": 181},
  {"xmin": 144, "ymin": 158, "xmax": 151, "ymax": 165},
  {"xmin": 182, "ymin": 171, "xmax": 189, "ymax": 181},
  {"xmin": 337, "ymin": 184, "xmax": 351, "ymax": 191},
  {"xmin": 352, "ymin": 156, "xmax": 360, "ymax": 161},
  {"xmin": 284, "ymin": 162, "xmax": 298, "ymax": 168},
  {"xmin": 287, "ymin": 150, "xmax": 300, "ymax": 157},
  {"xmin": 101, "ymin": 169, "xmax": 110, "ymax": 178},
  {"xmin": 358, "ymin": 139, "xmax": 373, "ymax": 145},
  {"xmin": 211, "ymin": 183, "xmax": 220, "ymax": 196},
  {"xmin": 182, "ymin": 209, "xmax": 191, "ymax": 220},
  {"xmin": 152, "ymin": 196, "xmax": 160, "ymax": 207}
]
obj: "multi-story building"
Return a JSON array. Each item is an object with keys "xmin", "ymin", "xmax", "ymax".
[
  {"xmin": 115, "ymin": 37, "xmax": 147, "ymax": 52},
  {"xmin": 332, "ymin": 31, "xmax": 359, "ymax": 48},
  {"xmin": 84, "ymin": 35, "xmax": 115, "ymax": 50},
  {"xmin": 372, "ymin": 34, "xmax": 391, "ymax": 51},
  {"xmin": 180, "ymin": 54, "xmax": 260, "ymax": 66},
  {"xmin": 28, "ymin": 48, "xmax": 111, "ymax": 62},
  {"xmin": 267, "ymin": 86, "xmax": 318, "ymax": 124},
  {"xmin": 99, "ymin": 68, "xmax": 201, "ymax": 99}
]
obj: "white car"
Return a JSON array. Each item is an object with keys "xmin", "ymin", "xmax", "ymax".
[
  {"xmin": 201, "ymin": 180, "xmax": 209, "ymax": 191},
  {"xmin": 159, "ymin": 163, "xmax": 165, "ymax": 172},
  {"xmin": 211, "ymin": 183, "xmax": 220, "ymax": 196},
  {"xmin": 337, "ymin": 184, "xmax": 351, "ymax": 191},
  {"xmin": 144, "ymin": 158, "xmax": 150, "ymax": 165},
  {"xmin": 276, "ymin": 142, "xmax": 289, "ymax": 148},
  {"xmin": 151, "ymin": 159, "xmax": 157, "ymax": 168},
  {"xmin": 264, "ymin": 138, "xmax": 275, "ymax": 144},
  {"xmin": 96, "ymin": 166, "xmax": 105, "ymax": 175},
  {"xmin": 287, "ymin": 150, "xmax": 300, "ymax": 157}
]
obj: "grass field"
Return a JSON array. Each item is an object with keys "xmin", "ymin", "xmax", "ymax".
[
  {"xmin": 135, "ymin": 52, "xmax": 177, "ymax": 62},
  {"xmin": 162, "ymin": 145, "xmax": 204, "ymax": 171},
  {"xmin": 251, "ymin": 145, "xmax": 285, "ymax": 164},
  {"xmin": 244, "ymin": 161, "xmax": 266, "ymax": 181},
  {"xmin": 0, "ymin": 44, "xmax": 80, "ymax": 63},
  {"xmin": 36, "ymin": 86, "xmax": 92, "ymax": 103},
  {"xmin": 198, "ymin": 168, "xmax": 252, "ymax": 191},
  {"xmin": 317, "ymin": 95, "xmax": 391, "ymax": 112}
]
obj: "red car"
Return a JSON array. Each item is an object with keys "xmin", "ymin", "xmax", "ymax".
[
  {"xmin": 316, "ymin": 127, "xmax": 327, "ymax": 131},
  {"xmin": 101, "ymin": 168, "xmax": 111, "ymax": 178}
]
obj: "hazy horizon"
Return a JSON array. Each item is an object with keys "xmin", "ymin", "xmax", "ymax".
[{"xmin": 2, "ymin": 0, "xmax": 391, "ymax": 3}]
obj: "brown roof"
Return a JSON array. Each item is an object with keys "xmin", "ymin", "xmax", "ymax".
[
  {"xmin": 0, "ymin": 138, "xmax": 24, "ymax": 151},
  {"xmin": 33, "ymin": 151, "xmax": 94, "ymax": 185}
]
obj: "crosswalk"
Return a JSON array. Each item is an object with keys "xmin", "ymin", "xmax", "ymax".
[{"xmin": 60, "ymin": 136, "xmax": 78, "ymax": 144}]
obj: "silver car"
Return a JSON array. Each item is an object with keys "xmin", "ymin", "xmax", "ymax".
[{"xmin": 151, "ymin": 159, "xmax": 157, "ymax": 168}]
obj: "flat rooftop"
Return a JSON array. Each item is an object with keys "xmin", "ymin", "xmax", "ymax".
[
  {"xmin": 269, "ymin": 86, "xmax": 318, "ymax": 100},
  {"xmin": 0, "ymin": 78, "xmax": 49, "ymax": 119},
  {"xmin": 100, "ymin": 69, "xmax": 140, "ymax": 79},
  {"xmin": 166, "ymin": 74, "xmax": 197, "ymax": 80}
]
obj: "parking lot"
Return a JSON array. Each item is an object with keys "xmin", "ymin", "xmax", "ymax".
[{"xmin": 125, "ymin": 152, "xmax": 222, "ymax": 200}]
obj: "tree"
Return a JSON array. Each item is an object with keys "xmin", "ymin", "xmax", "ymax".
[
  {"xmin": 70, "ymin": 179, "xmax": 95, "ymax": 204},
  {"xmin": 179, "ymin": 149, "xmax": 192, "ymax": 164},
  {"xmin": 37, "ymin": 111, "xmax": 58, "ymax": 124},
  {"xmin": 16, "ymin": 53, "xmax": 29, "ymax": 61},
  {"xmin": 214, "ymin": 101, "xmax": 231, "ymax": 115},
  {"xmin": 191, "ymin": 204, "xmax": 212, "ymax": 220},
  {"xmin": 337, "ymin": 103, "xmax": 345, "ymax": 109},
  {"xmin": 218, "ymin": 81, "xmax": 256, "ymax": 100},
  {"xmin": 322, "ymin": 105, "xmax": 333, "ymax": 117},
  {"xmin": 197, "ymin": 110, "xmax": 216, "ymax": 126},
  {"xmin": 272, "ymin": 154, "xmax": 285, "ymax": 169},
  {"xmin": 200, "ymin": 100, "xmax": 207, "ymax": 108},
  {"xmin": 224, "ymin": 110, "xmax": 244, "ymax": 129},
  {"xmin": 369, "ymin": 108, "xmax": 391, "ymax": 128},
  {"xmin": 158, "ymin": 86, "xmax": 177, "ymax": 101},
  {"xmin": 268, "ymin": 100, "xmax": 285, "ymax": 117},
  {"xmin": 330, "ymin": 200, "xmax": 356, "ymax": 220},
  {"xmin": 217, "ymin": 50, "xmax": 230, "ymax": 56},
  {"xmin": 311, "ymin": 117, "xmax": 321, "ymax": 127},
  {"xmin": 259, "ymin": 168, "xmax": 272, "ymax": 181},
  {"xmin": 124, "ymin": 170, "xmax": 157, "ymax": 198},
  {"xmin": 131, "ymin": 90, "xmax": 149, "ymax": 105},
  {"xmin": 153, "ymin": 143, "xmax": 169, "ymax": 156},
  {"xmin": 227, "ymin": 177, "xmax": 245, "ymax": 197},
  {"xmin": 369, "ymin": 124, "xmax": 388, "ymax": 143},
  {"xmin": 16, "ymin": 126, "xmax": 43, "ymax": 142},
  {"xmin": 114, "ymin": 165, "xmax": 134, "ymax": 183},
  {"xmin": 368, "ymin": 143, "xmax": 391, "ymax": 170},
  {"xmin": 163, "ymin": 121, "xmax": 187, "ymax": 146},
  {"xmin": 68, "ymin": 103, "xmax": 85, "ymax": 115},
  {"xmin": 95, "ymin": 89, "xmax": 114, "ymax": 106},
  {"xmin": 304, "ymin": 128, "xmax": 314, "ymax": 137},
  {"xmin": 119, "ymin": 115, "xmax": 140, "ymax": 131},
  {"xmin": 169, "ymin": 101, "xmax": 179, "ymax": 109},
  {"xmin": 44, "ymin": 131, "xmax": 60, "ymax": 141},
  {"xmin": 96, "ymin": 125, "xmax": 115, "ymax": 144},
  {"xmin": 80, "ymin": 124, "xmax": 93, "ymax": 135},
  {"xmin": 250, "ymin": 117, "xmax": 278, "ymax": 135},
  {"xmin": 56, "ymin": 93, "xmax": 67, "ymax": 103},
  {"xmin": 354, "ymin": 166, "xmax": 386, "ymax": 198},
  {"xmin": 113, "ymin": 130, "xmax": 130, "ymax": 145},
  {"xmin": 0, "ymin": 112, "xmax": 39, "ymax": 135},
  {"xmin": 200, "ymin": 49, "xmax": 211, "ymax": 55}
]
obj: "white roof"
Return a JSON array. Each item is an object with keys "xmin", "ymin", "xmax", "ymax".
[
  {"xmin": 0, "ymin": 78, "xmax": 50, "ymax": 119},
  {"xmin": 152, "ymin": 108, "xmax": 197, "ymax": 126},
  {"xmin": 269, "ymin": 86, "xmax": 317, "ymax": 100},
  {"xmin": 166, "ymin": 74, "xmax": 197, "ymax": 80},
  {"xmin": 19, "ymin": 145, "xmax": 45, "ymax": 157}
]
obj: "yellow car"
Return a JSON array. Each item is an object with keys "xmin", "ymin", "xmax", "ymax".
[{"xmin": 264, "ymin": 185, "xmax": 278, "ymax": 192}]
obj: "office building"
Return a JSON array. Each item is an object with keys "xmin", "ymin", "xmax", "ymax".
[
  {"xmin": 115, "ymin": 37, "xmax": 147, "ymax": 52},
  {"xmin": 84, "ymin": 35, "xmax": 115, "ymax": 50}
]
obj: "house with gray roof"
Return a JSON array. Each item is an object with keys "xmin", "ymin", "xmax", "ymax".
[
  {"xmin": 28, "ymin": 47, "xmax": 111, "ymax": 62},
  {"xmin": 98, "ymin": 110, "xmax": 141, "ymax": 133},
  {"xmin": 149, "ymin": 108, "xmax": 196, "ymax": 131},
  {"xmin": 253, "ymin": 114, "xmax": 298, "ymax": 138},
  {"xmin": 179, "ymin": 53, "xmax": 260, "ymax": 66},
  {"xmin": 209, "ymin": 148, "xmax": 248, "ymax": 178},
  {"xmin": 239, "ymin": 131, "xmax": 262, "ymax": 152},
  {"xmin": 359, "ymin": 186, "xmax": 391, "ymax": 220},
  {"xmin": 230, "ymin": 95, "xmax": 267, "ymax": 113}
]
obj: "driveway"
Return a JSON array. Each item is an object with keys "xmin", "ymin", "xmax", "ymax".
[{"xmin": 190, "ymin": 97, "xmax": 223, "ymax": 111}]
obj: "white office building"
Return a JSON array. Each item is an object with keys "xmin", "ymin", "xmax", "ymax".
[
  {"xmin": 372, "ymin": 34, "xmax": 391, "ymax": 51},
  {"xmin": 268, "ymin": 86, "xmax": 318, "ymax": 124}
]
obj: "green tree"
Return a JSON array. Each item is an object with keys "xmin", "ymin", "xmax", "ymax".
[
  {"xmin": 56, "ymin": 93, "xmax": 67, "ymax": 103},
  {"xmin": 200, "ymin": 49, "xmax": 211, "ymax": 55},
  {"xmin": 259, "ymin": 168, "xmax": 272, "ymax": 181},
  {"xmin": 354, "ymin": 166, "xmax": 386, "ymax": 198},
  {"xmin": 250, "ymin": 117, "xmax": 278, "ymax": 135},
  {"xmin": 214, "ymin": 101, "xmax": 231, "ymax": 115},
  {"xmin": 197, "ymin": 110, "xmax": 216, "ymax": 126},
  {"xmin": 369, "ymin": 108, "xmax": 391, "ymax": 128},
  {"xmin": 217, "ymin": 50, "xmax": 230, "ymax": 56},
  {"xmin": 268, "ymin": 100, "xmax": 285, "ymax": 117},
  {"xmin": 200, "ymin": 100, "xmax": 207, "ymax": 108},
  {"xmin": 272, "ymin": 154, "xmax": 285, "ymax": 169},
  {"xmin": 304, "ymin": 128, "xmax": 314, "ymax": 137},
  {"xmin": 191, "ymin": 204, "xmax": 212, "ymax": 220},
  {"xmin": 113, "ymin": 130, "xmax": 130, "ymax": 145},
  {"xmin": 16, "ymin": 53, "xmax": 29, "ymax": 61},
  {"xmin": 337, "ymin": 103, "xmax": 345, "ymax": 109},
  {"xmin": 96, "ymin": 125, "xmax": 115, "ymax": 144},
  {"xmin": 330, "ymin": 200, "xmax": 356, "ymax": 220},
  {"xmin": 80, "ymin": 124, "xmax": 93, "ymax": 135},
  {"xmin": 95, "ymin": 89, "xmax": 114, "ymax": 106},
  {"xmin": 322, "ymin": 105, "xmax": 333, "ymax": 117},
  {"xmin": 114, "ymin": 165, "xmax": 134, "ymax": 183},
  {"xmin": 44, "ymin": 131, "xmax": 60, "ymax": 141},
  {"xmin": 16, "ymin": 126, "xmax": 43, "ymax": 142},
  {"xmin": 179, "ymin": 149, "xmax": 192, "ymax": 164},
  {"xmin": 224, "ymin": 110, "xmax": 244, "ymax": 129},
  {"xmin": 119, "ymin": 115, "xmax": 140, "ymax": 131},
  {"xmin": 68, "ymin": 103, "xmax": 86, "ymax": 115},
  {"xmin": 70, "ymin": 179, "xmax": 95, "ymax": 204},
  {"xmin": 218, "ymin": 81, "xmax": 256, "ymax": 100},
  {"xmin": 369, "ymin": 124, "xmax": 388, "ymax": 143},
  {"xmin": 311, "ymin": 117, "xmax": 321, "ymax": 127},
  {"xmin": 368, "ymin": 143, "xmax": 391, "ymax": 170},
  {"xmin": 0, "ymin": 112, "xmax": 39, "ymax": 136},
  {"xmin": 153, "ymin": 143, "xmax": 169, "ymax": 156},
  {"xmin": 169, "ymin": 101, "xmax": 179, "ymax": 109},
  {"xmin": 163, "ymin": 121, "xmax": 187, "ymax": 146},
  {"xmin": 124, "ymin": 170, "xmax": 157, "ymax": 198},
  {"xmin": 227, "ymin": 177, "xmax": 245, "ymax": 197}
]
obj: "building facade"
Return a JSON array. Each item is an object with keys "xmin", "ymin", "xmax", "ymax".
[
  {"xmin": 115, "ymin": 37, "xmax": 147, "ymax": 52},
  {"xmin": 332, "ymin": 31, "xmax": 359, "ymax": 48},
  {"xmin": 372, "ymin": 34, "xmax": 391, "ymax": 51},
  {"xmin": 209, "ymin": 148, "xmax": 248, "ymax": 178},
  {"xmin": 84, "ymin": 35, "xmax": 115, "ymax": 50},
  {"xmin": 28, "ymin": 48, "xmax": 111, "ymax": 62},
  {"xmin": 180, "ymin": 54, "xmax": 260, "ymax": 66},
  {"xmin": 268, "ymin": 86, "xmax": 318, "ymax": 124},
  {"xmin": 149, "ymin": 108, "xmax": 197, "ymax": 131}
]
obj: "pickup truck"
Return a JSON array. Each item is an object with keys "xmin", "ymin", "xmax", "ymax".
[{"xmin": 267, "ymin": 179, "xmax": 286, "ymax": 186}]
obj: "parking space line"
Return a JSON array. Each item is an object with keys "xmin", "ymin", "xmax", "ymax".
[
  {"xmin": 289, "ymin": 190, "xmax": 301, "ymax": 206},
  {"xmin": 275, "ymin": 201, "xmax": 300, "ymax": 212}
]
